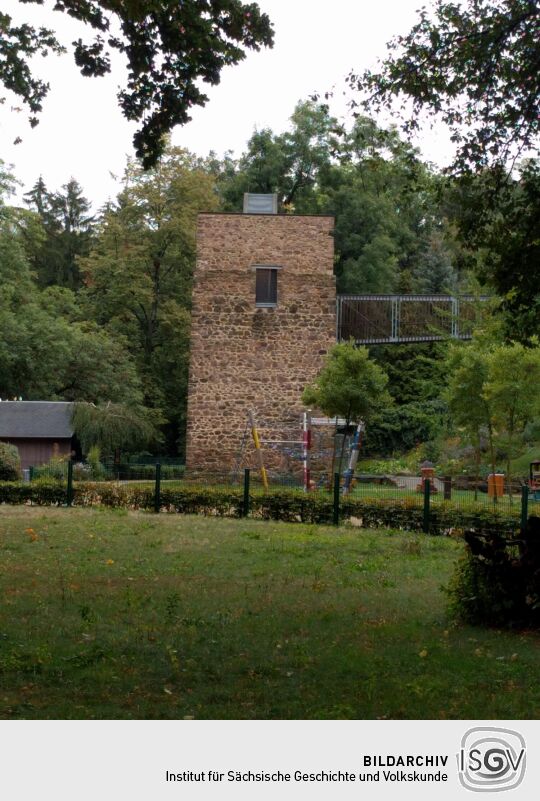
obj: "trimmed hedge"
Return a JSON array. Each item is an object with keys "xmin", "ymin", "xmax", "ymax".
[
  {"xmin": 0, "ymin": 478, "xmax": 66, "ymax": 505},
  {"xmin": 0, "ymin": 479, "xmax": 521, "ymax": 536}
]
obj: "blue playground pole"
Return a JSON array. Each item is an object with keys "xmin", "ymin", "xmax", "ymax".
[{"xmin": 343, "ymin": 422, "xmax": 364, "ymax": 494}]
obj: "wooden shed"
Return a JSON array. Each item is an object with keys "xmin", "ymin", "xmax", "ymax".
[{"xmin": 0, "ymin": 401, "xmax": 74, "ymax": 469}]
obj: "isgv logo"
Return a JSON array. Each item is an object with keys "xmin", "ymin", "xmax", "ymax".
[{"xmin": 458, "ymin": 727, "xmax": 526, "ymax": 792}]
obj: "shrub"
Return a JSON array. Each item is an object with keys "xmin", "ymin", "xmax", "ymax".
[
  {"xmin": 0, "ymin": 478, "xmax": 66, "ymax": 505},
  {"xmin": 73, "ymin": 462, "xmax": 93, "ymax": 481},
  {"xmin": 446, "ymin": 516, "xmax": 540, "ymax": 628},
  {"xmin": 86, "ymin": 445, "xmax": 106, "ymax": 480},
  {"xmin": 0, "ymin": 443, "xmax": 21, "ymax": 481},
  {"xmin": 127, "ymin": 464, "xmax": 156, "ymax": 479},
  {"xmin": 33, "ymin": 456, "xmax": 68, "ymax": 480},
  {"xmin": 356, "ymin": 458, "xmax": 411, "ymax": 476}
]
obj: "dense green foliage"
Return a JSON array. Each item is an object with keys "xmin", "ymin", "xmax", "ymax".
[
  {"xmin": 23, "ymin": 177, "xmax": 94, "ymax": 290},
  {"xmin": 444, "ymin": 163, "xmax": 540, "ymax": 338},
  {"xmin": 347, "ymin": 0, "xmax": 540, "ymax": 337},
  {"xmin": 302, "ymin": 342, "xmax": 392, "ymax": 424},
  {"xmin": 0, "ymin": 149, "xmax": 216, "ymax": 456},
  {"xmin": 71, "ymin": 402, "xmax": 158, "ymax": 454},
  {"xmin": 445, "ymin": 335, "xmax": 540, "ymax": 480},
  {"xmin": 210, "ymin": 103, "xmax": 462, "ymax": 295},
  {"xmin": 447, "ymin": 517, "xmax": 540, "ymax": 627},
  {"xmin": 349, "ymin": 0, "xmax": 540, "ymax": 172},
  {"xmin": 0, "ymin": 171, "xmax": 143, "ymax": 406},
  {"xmin": 364, "ymin": 400, "xmax": 448, "ymax": 456},
  {"xmin": 80, "ymin": 148, "xmax": 219, "ymax": 452},
  {"xmin": 0, "ymin": 443, "xmax": 21, "ymax": 481},
  {"xmin": 1, "ymin": 0, "xmax": 274, "ymax": 167}
]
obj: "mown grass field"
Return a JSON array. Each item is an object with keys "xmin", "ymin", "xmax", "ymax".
[{"xmin": 0, "ymin": 506, "xmax": 539, "ymax": 720}]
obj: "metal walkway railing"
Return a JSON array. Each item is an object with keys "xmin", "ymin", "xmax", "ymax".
[{"xmin": 336, "ymin": 294, "xmax": 491, "ymax": 345}]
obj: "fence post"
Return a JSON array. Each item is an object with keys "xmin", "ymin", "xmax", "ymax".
[
  {"xmin": 422, "ymin": 478, "xmax": 431, "ymax": 533},
  {"xmin": 443, "ymin": 476, "xmax": 452, "ymax": 501},
  {"xmin": 242, "ymin": 468, "xmax": 250, "ymax": 518},
  {"xmin": 154, "ymin": 463, "xmax": 161, "ymax": 514},
  {"xmin": 66, "ymin": 459, "xmax": 74, "ymax": 507},
  {"xmin": 333, "ymin": 473, "xmax": 340, "ymax": 526},
  {"xmin": 520, "ymin": 484, "xmax": 529, "ymax": 534}
]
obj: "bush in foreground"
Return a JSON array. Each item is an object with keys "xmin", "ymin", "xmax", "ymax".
[
  {"xmin": 447, "ymin": 516, "xmax": 540, "ymax": 628},
  {"xmin": 0, "ymin": 443, "xmax": 21, "ymax": 481}
]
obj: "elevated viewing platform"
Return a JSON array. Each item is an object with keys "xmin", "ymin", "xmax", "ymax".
[{"xmin": 337, "ymin": 294, "xmax": 491, "ymax": 345}]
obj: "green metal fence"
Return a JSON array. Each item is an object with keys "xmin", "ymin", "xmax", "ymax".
[{"xmin": 21, "ymin": 459, "xmax": 535, "ymax": 535}]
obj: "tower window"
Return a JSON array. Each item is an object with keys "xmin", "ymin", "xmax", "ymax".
[{"xmin": 255, "ymin": 267, "xmax": 278, "ymax": 307}]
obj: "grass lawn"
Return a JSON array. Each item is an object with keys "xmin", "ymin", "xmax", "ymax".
[{"xmin": 0, "ymin": 507, "xmax": 539, "ymax": 720}]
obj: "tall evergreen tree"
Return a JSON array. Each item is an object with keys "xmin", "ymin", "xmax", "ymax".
[{"xmin": 24, "ymin": 177, "xmax": 94, "ymax": 289}]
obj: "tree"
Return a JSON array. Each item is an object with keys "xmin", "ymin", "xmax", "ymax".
[
  {"xmin": 302, "ymin": 342, "xmax": 392, "ymax": 472},
  {"xmin": 446, "ymin": 335, "xmax": 540, "ymax": 495},
  {"xmin": 0, "ymin": 165, "xmax": 144, "ymax": 406},
  {"xmin": 213, "ymin": 104, "xmax": 454, "ymax": 293},
  {"xmin": 484, "ymin": 340, "xmax": 540, "ymax": 486},
  {"xmin": 0, "ymin": 279, "xmax": 144, "ymax": 405},
  {"xmin": 23, "ymin": 177, "xmax": 95, "ymax": 289},
  {"xmin": 363, "ymin": 399, "xmax": 448, "ymax": 456},
  {"xmin": 371, "ymin": 342, "xmax": 448, "ymax": 405},
  {"xmin": 487, "ymin": 161, "xmax": 540, "ymax": 338},
  {"xmin": 412, "ymin": 231, "xmax": 458, "ymax": 294},
  {"xmin": 1, "ymin": 1, "xmax": 274, "ymax": 167},
  {"xmin": 0, "ymin": 443, "xmax": 21, "ymax": 481},
  {"xmin": 349, "ymin": 0, "xmax": 540, "ymax": 172},
  {"xmin": 72, "ymin": 402, "xmax": 158, "ymax": 456},
  {"xmin": 214, "ymin": 101, "xmax": 339, "ymax": 211},
  {"xmin": 81, "ymin": 145, "xmax": 219, "ymax": 453},
  {"xmin": 302, "ymin": 343, "xmax": 392, "ymax": 423},
  {"xmin": 329, "ymin": 119, "xmax": 449, "ymax": 293},
  {"xmin": 440, "ymin": 159, "xmax": 540, "ymax": 339},
  {"xmin": 445, "ymin": 338, "xmax": 497, "ymax": 493}
]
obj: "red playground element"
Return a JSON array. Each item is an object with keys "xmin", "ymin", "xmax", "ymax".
[{"xmin": 530, "ymin": 460, "xmax": 540, "ymax": 500}]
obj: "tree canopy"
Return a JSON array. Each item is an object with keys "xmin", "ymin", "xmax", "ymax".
[
  {"xmin": 72, "ymin": 401, "xmax": 158, "ymax": 455},
  {"xmin": 446, "ymin": 334, "xmax": 540, "ymax": 483},
  {"xmin": 210, "ymin": 101, "xmax": 460, "ymax": 294},
  {"xmin": 80, "ymin": 145, "xmax": 219, "ymax": 452},
  {"xmin": 1, "ymin": 0, "xmax": 274, "ymax": 167},
  {"xmin": 442, "ymin": 159, "xmax": 540, "ymax": 338},
  {"xmin": 0, "ymin": 162, "xmax": 144, "ymax": 404},
  {"xmin": 348, "ymin": 0, "xmax": 540, "ymax": 172},
  {"xmin": 302, "ymin": 342, "xmax": 392, "ymax": 424},
  {"xmin": 23, "ymin": 177, "xmax": 94, "ymax": 289}
]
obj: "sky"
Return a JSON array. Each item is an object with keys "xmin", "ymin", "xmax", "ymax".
[{"xmin": 1, "ymin": 0, "xmax": 454, "ymax": 208}]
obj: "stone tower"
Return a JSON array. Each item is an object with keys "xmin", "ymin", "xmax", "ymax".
[{"xmin": 185, "ymin": 201, "xmax": 336, "ymax": 472}]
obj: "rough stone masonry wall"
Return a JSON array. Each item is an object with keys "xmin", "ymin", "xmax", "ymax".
[{"xmin": 185, "ymin": 213, "xmax": 336, "ymax": 474}]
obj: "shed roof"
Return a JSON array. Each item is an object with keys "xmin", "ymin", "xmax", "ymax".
[{"xmin": 0, "ymin": 402, "xmax": 73, "ymax": 439}]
